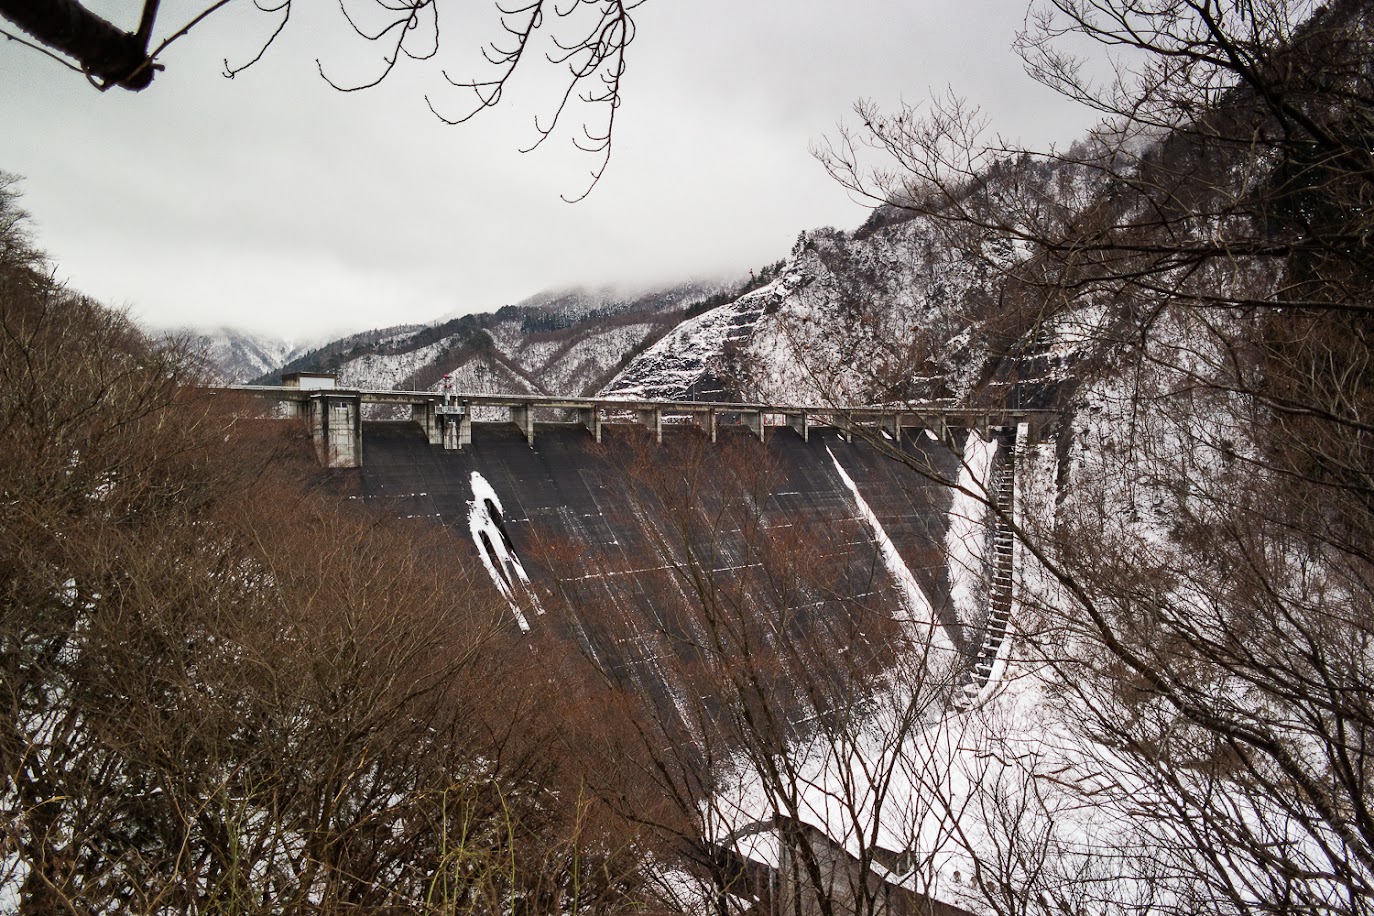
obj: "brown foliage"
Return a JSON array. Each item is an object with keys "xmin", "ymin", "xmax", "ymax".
[{"xmin": 0, "ymin": 218, "xmax": 655, "ymax": 912}]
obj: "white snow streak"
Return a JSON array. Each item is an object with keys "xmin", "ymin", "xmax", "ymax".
[
  {"xmin": 467, "ymin": 471, "xmax": 540, "ymax": 632},
  {"xmin": 827, "ymin": 447, "xmax": 955, "ymax": 658},
  {"xmin": 945, "ymin": 431, "xmax": 998, "ymax": 626}
]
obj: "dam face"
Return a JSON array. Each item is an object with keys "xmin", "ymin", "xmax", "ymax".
[{"xmin": 354, "ymin": 420, "xmax": 983, "ymax": 722}]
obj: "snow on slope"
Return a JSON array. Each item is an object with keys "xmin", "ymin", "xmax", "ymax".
[
  {"xmin": 440, "ymin": 354, "xmax": 539, "ymax": 397},
  {"xmin": 737, "ymin": 222, "xmax": 997, "ymax": 405},
  {"xmin": 535, "ymin": 322, "xmax": 658, "ymax": 395},
  {"xmin": 491, "ymin": 323, "xmax": 563, "ymax": 369},
  {"xmin": 493, "ymin": 320, "xmax": 664, "ymax": 396},
  {"xmin": 279, "ymin": 281, "xmax": 727, "ymax": 398},
  {"xmin": 603, "ymin": 218, "xmax": 1007, "ymax": 405},
  {"xmin": 602, "ymin": 281, "xmax": 776, "ymax": 400},
  {"xmin": 468, "ymin": 471, "xmax": 541, "ymax": 631},
  {"xmin": 945, "ymin": 432, "xmax": 998, "ymax": 626},
  {"xmin": 181, "ymin": 327, "xmax": 310, "ymax": 383},
  {"xmin": 337, "ymin": 339, "xmax": 451, "ymax": 390}
]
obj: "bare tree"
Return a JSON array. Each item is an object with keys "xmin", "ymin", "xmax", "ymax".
[
  {"xmin": 795, "ymin": 2, "xmax": 1374, "ymax": 914},
  {"xmin": 0, "ymin": 209, "xmax": 659, "ymax": 912},
  {"xmin": 0, "ymin": 0, "xmax": 644, "ymax": 196}
]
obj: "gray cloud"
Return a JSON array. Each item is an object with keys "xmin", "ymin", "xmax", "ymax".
[{"xmin": 0, "ymin": 0, "xmax": 1095, "ymax": 340}]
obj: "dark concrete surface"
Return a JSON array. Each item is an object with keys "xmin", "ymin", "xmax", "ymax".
[{"xmin": 352, "ymin": 419, "xmax": 986, "ymax": 725}]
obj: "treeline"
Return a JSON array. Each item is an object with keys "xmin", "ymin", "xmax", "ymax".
[{"xmin": 0, "ymin": 180, "xmax": 668, "ymax": 914}]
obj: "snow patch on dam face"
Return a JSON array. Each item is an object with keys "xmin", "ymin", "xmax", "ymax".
[{"xmin": 467, "ymin": 470, "xmax": 540, "ymax": 631}]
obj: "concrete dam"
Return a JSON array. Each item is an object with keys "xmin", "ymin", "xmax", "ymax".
[
  {"xmin": 222, "ymin": 379, "xmax": 1034, "ymax": 722},
  {"xmin": 342, "ymin": 414, "xmax": 1020, "ymax": 724}
]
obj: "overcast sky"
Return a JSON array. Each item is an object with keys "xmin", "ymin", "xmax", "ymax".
[{"xmin": 1, "ymin": 0, "xmax": 1096, "ymax": 341}]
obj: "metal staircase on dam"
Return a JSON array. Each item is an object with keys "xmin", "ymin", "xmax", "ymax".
[{"xmin": 954, "ymin": 430, "xmax": 1019, "ymax": 711}]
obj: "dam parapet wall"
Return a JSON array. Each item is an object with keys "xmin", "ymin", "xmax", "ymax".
[{"xmin": 219, "ymin": 383, "xmax": 1055, "ymax": 469}]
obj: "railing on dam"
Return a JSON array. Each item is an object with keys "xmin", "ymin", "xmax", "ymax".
[{"xmin": 211, "ymin": 384, "xmax": 1058, "ymax": 469}]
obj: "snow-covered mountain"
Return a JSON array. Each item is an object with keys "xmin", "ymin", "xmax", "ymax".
[
  {"xmin": 604, "ymin": 219, "xmax": 1023, "ymax": 406},
  {"xmin": 261, "ymin": 279, "xmax": 741, "ymax": 397},
  {"xmin": 601, "ymin": 152, "xmax": 1110, "ymax": 411},
  {"xmin": 177, "ymin": 327, "xmax": 312, "ymax": 384}
]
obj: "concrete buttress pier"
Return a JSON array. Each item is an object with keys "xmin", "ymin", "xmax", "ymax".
[
  {"xmin": 437, "ymin": 404, "xmax": 471, "ymax": 449},
  {"xmin": 308, "ymin": 392, "xmax": 362, "ymax": 468},
  {"xmin": 412, "ymin": 403, "xmax": 441, "ymax": 445},
  {"xmin": 637, "ymin": 407, "xmax": 663, "ymax": 443},
  {"xmin": 510, "ymin": 405, "xmax": 535, "ymax": 446},
  {"xmin": 579, "ymin": 408, "xmax": 603, "ymax": 443}
]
